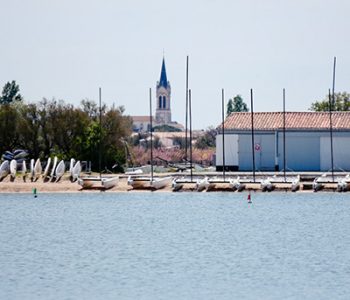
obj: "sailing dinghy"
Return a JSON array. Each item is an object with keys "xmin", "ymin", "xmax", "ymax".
[
  {"xmin": 71, "ymin": 161, "xmax": 81, "ymax": 182},
  {"xmin": 0, "ymin": 160, "xmax": 9, "ymax": 182},
  {"xmin": 42, "ymin": 157, "xmax": 51, "ymax": 182},
  {"xmin": 10, "ymin": 159, "xmax": 17, "ymax": 182},
  {"xmin": 33, "ymin": 159, "xmax": 42, "ymax": 182},
  {"xmin": 55, "ymin": 160, "xmax": 65, "ymax": 182},
  {"xmin": 77, "ymin": 88, "xmax": 118, "ymax": 190}
]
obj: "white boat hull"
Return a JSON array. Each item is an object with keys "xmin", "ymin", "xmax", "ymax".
[
  {"xmin": 71, "ymin": 161, "xmax": 82, "ymax": 182},
  {"xmin": 196, "ymin": 177, "xmax": 209, "ymax": 192},
  {"xmin": 69, "ymin": 158, "xmax": 76, "ymax": 177},
  {"xmin": 55, "ymin": 160, "xmax": 65, "ymax": 182},
  {"xmin": 50, "ymin": 156, "xmax": 58, "ymax": 181},
  {"xmin": 33, "ymin": 159, "xmax": 42, "ymax": 182},
  {"xmin": 0, "ymin": 161, "xmax": 10, "ymax": 181},
  {"xmin": 229, "ymin": 178, "xmax": 246, "ymax": 192},
  {"xmin": 42, "ymin": 157, "xmax": 51, "ymax": 181},
  {"xmin": 10, "ymin": 159, "xmax": 17, "ymax": 181},
  {"xmin": 128, "ymin": 176, "xmax": 172, "ymax": 190},
  {"xmin": 101, "ymin": 177, "xmax": 119, "ymax": 189},
  {"xmin": 30, "ymin": 159, "xmax": 35, "ymax": 182},
  {"xmin": 78, "ymin": 176, "xmax": 118, "ymax": 190}
]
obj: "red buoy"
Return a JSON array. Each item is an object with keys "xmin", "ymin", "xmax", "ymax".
[{"xmin": 247, "ymin": 192, "xmax": 252, "ymax": 203}]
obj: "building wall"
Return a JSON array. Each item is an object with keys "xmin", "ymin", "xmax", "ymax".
[
  {"xmin": 216, "ymin": 134, "xmax": 238, "ymax": 170},
  {"xmin": 237, "ymin": 133, "xmax": 275, "ymax": 171},
  {"xmin": 216, "ymin": 130, "xmax": 350, "ymax": 172},
  {"xmin": 277, "ymin": 132, "xmax": 320, "ymax": 171},
  {"xmin": 132, "ymin": 121, "xmax": 151, "ymax": 132},
  {"xmin": 320, "ymin": 136, "xmax": 350, "ymax": 171}
]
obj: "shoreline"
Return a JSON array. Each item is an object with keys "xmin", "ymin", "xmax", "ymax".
[{"xmin": 0, "ymin": 175, "xmax": 341, "ymax": 193}]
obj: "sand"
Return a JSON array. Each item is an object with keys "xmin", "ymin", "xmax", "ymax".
[
  {"xmin": 0, "ymin": 174, "xmax": 173, "ymax": 193},
  {"xmin": 0, "ymin": 173, "xmax": 338, "ymax": 193}
]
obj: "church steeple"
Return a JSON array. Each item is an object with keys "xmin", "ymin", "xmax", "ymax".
[
  {"xmin": 159, "ymin": 58, "xmax": 168, "ymax": 88},
  {"xmin": 156, "ymin": 57, "xmax": 171, "ymax": 124}
]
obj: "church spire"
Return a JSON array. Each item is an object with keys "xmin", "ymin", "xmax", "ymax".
[{"xmin": 159, "ymin": 58, "xmax": 168, "ymax": 88}]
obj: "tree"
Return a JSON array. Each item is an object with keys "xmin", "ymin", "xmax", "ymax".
[
  {"xmin": 310, "ymin": 92, "xmax": 350, "ymax": 111},
  {"xmin": 17, "ymin": 103, "xmax": 42, "ymax": 159},
  {"xmin": 0, "ymin": 81, "xmax": 23, "ymax": 104},
  {"xmin": 0, "ymin": 104, "xmax": 20, "ymax": 154},
  {"xmin": 227, "ymin": 95, "xmax": 249, "ymax": 116},
  {"xmin": 226, "ymin": 99, "xmax": 234, "ymax": 117},
  {"xmin": 195, "ymin": 127, "xmax": 217, "ymax": 149}
]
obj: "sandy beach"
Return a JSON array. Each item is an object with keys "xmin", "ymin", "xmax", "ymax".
[
  {"xmin": 0, "ymin": 174, "xmax": 175, "ymax": 193},
  {"xmin": 0, "ymin": 173, "xmax": 334, "ymax": 193}
]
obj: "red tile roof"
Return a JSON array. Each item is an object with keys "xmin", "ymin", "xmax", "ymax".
[
  {"xmin": 222, "ymin": 112, "xmax": 350, "ymax": 131},
  {"xmin": 132, "ymin": 116, "xmax": 154, "ymax": 122}
]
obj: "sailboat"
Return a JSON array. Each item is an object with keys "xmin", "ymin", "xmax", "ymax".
[
  {"xmin": 0, "ymin": 160, "xmax": 10, "ymax": 182},
  {"xmin": 264, "ymin": 89, "xmax": 300, "ymax": 192},
  {"xmin": 205, "ymin": 89, "xmax": 237, "ymax": 191},
  {"xmin": 172, "ymin": 88, "xmax": 207, "ymax": 191},
  {"xmin": 128, "ymin": 88, "xmax": 172, "ymax": 190},
  {"xmin": 78, "ymin": 88, "xmax": 119, "ymax": 190},
  {"xmin": 10, "ymin": 159, "xmax": 17, "ymax": 182},
  {"xmin": 313, "ymin": 57, "xmax": 347, "ymax": 192},
  {"xmin": 172, "ymin": 57, "xmax": 203, "ymax": 191}
]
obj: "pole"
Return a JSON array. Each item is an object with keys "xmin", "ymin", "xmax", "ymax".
[
  {"xmin": 189, "ymin": 89, "xmax": 193, "ymax": 181},
  {"xmin": 330, "ymin": 57, "xmax": 336, "ymax": 181},
  {"xmin": 99, "ymin": 87, "xmax": 102, "ymax": 179},
  {"xmin": 329, "ymin": 89, "xmax": 334, "ymax": 182},
  {"xmin": 222, "ymin": 89, "xmax": 226, "ymax": 181},
  {"xmin": 185, "ymin": 56, "xmax": 189, "ymax": 163},
  {"xmin": 332, "ymin": 57, "xmax": 336, "ymax": 104},
  {"xmin": 149, "ymin": 88, "xmax": 153, "ymax": 181},
  {"xmin": 250, "ymin": 89, "xmax": 256, "ymax": 182},
  {"xmin": 283, "ymin": 88, "xmax": 286, "ymax": 182}
]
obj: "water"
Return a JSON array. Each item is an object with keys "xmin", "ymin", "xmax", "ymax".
[{"xmin": 0, "ymin": 192, "xmax": 349, "ymax": 300}]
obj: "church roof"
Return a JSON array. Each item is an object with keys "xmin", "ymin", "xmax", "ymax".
[{"xmin": 159, "ymin": 58, "xmax": 168, "ymax": 88}]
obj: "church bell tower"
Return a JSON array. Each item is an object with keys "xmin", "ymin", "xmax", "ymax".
[{"xmin": 155, "ymin": 58, "xmax": 171, "ymax": 124}]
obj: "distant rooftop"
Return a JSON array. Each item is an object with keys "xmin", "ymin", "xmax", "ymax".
[
  {"xmin": 132, "ymin": 116, "xmax": 154, "ymax": 122},
  {"xmin": 222, "ymin": 112, "xmax": 350, "ymax": 131}
]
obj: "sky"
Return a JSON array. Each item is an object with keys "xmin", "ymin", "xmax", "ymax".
[{"xmin": 1, "ymin": 0, "xmax": 350, "ymax": 129}]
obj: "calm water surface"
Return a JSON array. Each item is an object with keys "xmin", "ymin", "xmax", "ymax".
[{"xmin": 0, "ymin": 192, "xmax": 349, "ymax": 300}]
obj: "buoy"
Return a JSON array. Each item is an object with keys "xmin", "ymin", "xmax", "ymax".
[
  {"xmin": 247, "ymin": 191, "xmax": 252, "ymax": 203},
  {"xmin": 32, "ymin": 187, "xmax": 37, "ymax": 198}
]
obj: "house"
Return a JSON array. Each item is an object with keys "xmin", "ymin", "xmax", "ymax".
[
  {"xmin": 216, "ymin": 112, "xmax": 350, "ymax": 172},
  {"xmin": 132, "ymin": 116, "xmax": 153, "ymax": 133}
]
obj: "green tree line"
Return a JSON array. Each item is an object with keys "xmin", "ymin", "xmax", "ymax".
[
  {"xmin": 310, "ymin": 92, "xmax": 350, "ymax": 111},
  {"xmin": 0, "ymin": 82, "xmax": 132, "ymax": 172}
]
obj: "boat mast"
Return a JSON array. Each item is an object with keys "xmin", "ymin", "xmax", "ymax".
[
  {"xmin": 99, "ymin": 87, "xmax": 102, "ymax": 179},
  {"xmin": 283, "ymin": 88, "xmax": 286, "ymax": 182},
  {"xmin": 222, "ymin": 88, "xmax": 226, "ymax": 181},
  {"xmin": 189, "ymin": 89, "xmax": 193, "ymax": 181},
  {"xmin": 149, "ymin": 88, "xmax": 154, "ymax": 181},
  {"xmin": 330, "ymin": 57, "xmax": 336, "ymax": 182},
  {"xmin": 185, "ymin": 56, "xmax": 189, "ymax": 164},
  {"xmin": 250, "ymin": 89, "xmax": 256, "ymax": 183}
]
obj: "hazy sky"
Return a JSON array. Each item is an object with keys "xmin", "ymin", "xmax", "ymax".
[{"xmin": 1, "ymin": 0, "xmax": 349, "ymax": 129}]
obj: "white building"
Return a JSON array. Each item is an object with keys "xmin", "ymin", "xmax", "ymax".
[
  {"xmin": 131, "ymin": 116, "xmax": 154, "ymax": 133},
  {"xmin": 216, "ymin": 112, "xmax": 350, "ymax": 172}
]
